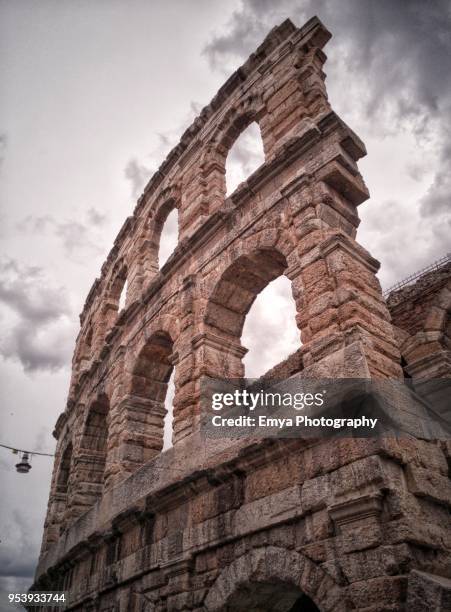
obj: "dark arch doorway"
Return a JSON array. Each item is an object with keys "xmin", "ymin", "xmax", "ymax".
[
  {"xmin": 223, "ymin": 581, "xmax": 320, "ymax": 612},
  {"xmin": 289, "ymin": 594, "xmax": 321, "ymax": 611}
]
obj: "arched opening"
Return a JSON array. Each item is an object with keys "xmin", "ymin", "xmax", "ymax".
[
  {"xmin": 78, "ymin": 395, "xmax": 109, "ymax": 502},
  {"xmin": 204, "ymin": 547, "xmax": 337, "ymax": 612},
  {"xmin": 110, "ymin": 265, "xmax": 128, "ymax": 313},
  {"xmin": 225, "ymin": 121, "xmax": 265, "ymax": 196},
  {"xmin": 202, "ymin": 102, "xmax": 267, "ymax": 214},
  {"xmin": 118, "ymin": 279, "xmax": 128, "ymax": 312},
  {"xmin": 289, "ymin": 594, "xmax": 321, "ymax": 612},
  {"xmin": 163, "ymin": 370, "xmax": 175, "ymax": 451},
  {"xmin": 205, "ymin": 248, "xmax": 301, "ymax": 379},
  {"xmin": 158, "ymin": 208, "xmax": 178, "ymax": 268},
  {"xmin": 223, "ymin": 581, "xmax": 320, "ymax": 611},
  {"xmin": 56, "ymin": 442, "xmax": 73, "ymax": 496},
  {"xmin": 85, "ymin": 324, "xmax": 93, "ymax": 350},
  {"xmin": 243, "ymin": 275, "xmax": 299, "ymax": 378},
  {"xmin": 130, "ymin": 331, "xmax": 174, "ymax": 460},
  {"xmin": 76, "ymin": 323, "xmax": 93, "ymax": 376}
]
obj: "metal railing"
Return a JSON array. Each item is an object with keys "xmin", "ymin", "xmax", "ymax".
[{"xmin": 383, "ymin": 252, "xmax": 451, "ymax": 297}]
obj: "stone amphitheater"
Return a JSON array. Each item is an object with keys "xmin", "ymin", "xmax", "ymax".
[{"xmin": 32, "ymin": 16, "xmax": 451, "ymax": 612}]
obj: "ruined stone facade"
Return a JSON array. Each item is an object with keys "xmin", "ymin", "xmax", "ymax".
[
  {"xmin": 33, "ymin": 18, "xmax": 451, "ymax": 612},
  {"xmin": 387, "ymin": 256, "xmax": 451, "ymax": 381}
]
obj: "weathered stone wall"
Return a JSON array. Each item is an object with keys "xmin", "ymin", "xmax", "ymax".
[
  {"xmin": 33, "ymin": 16, "xmax": 451, "ymax": 612},
  {"xmin": 35, "ymin": 432, "xmax": 451, "ymax": 611},
  {"xmin": 387, "ymin": 260, "xmax": 451, "ymax": 379},
  {"xmin": 388, "ymin": 261, "xmax": 450, "ymax": 337}
]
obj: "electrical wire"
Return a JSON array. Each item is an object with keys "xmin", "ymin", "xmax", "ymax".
[{"xmin": 0, "ymin": 442, "xmax": 54, "ymax": 457}]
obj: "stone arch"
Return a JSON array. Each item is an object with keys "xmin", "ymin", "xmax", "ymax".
[
  {"xmin": 200, "ymin": 92, "xmax": 268, "ymax": 212},
  {"xmin": 54, "ymin": 441, "xmax": 74, "ymax": 533},
  {"xmin": 209, "ymin": 92, "xmax": 267, "ymax": 156},
  {"xmin": 72, "ymin": 322, "xmax": 94, "ymax": 381},
  {"xmin": 132, "ymin": 313, "xmax": 181, "ymax": 360},
  {"xmin": 92, "ymin": 257, "xmax": 130, "ymax": 345},
  {"xmin": 148, "ymin": 186, "xmax": 181, "ymax": 272},
  {"xmin": 136, "ymin": 183, "xmax": 182, "ymax": 280},
  {"xmin": 122, "ymin": 327, "xmax": 177, "ymax": 460},
  {"xmin": 131, "ymin": 330, "xmax": 174, "ymax": 397},
  {"xmin": 109, "ymin": 259, "xmax": 128, "ymax": 310},
  {"xmin": 84, "ymin": 324, "xmax": 93, "ymax": 352},
  {"xmin": 78, "ymin": 322, "xmax": 93, "ymax": 356},
  {"xmin": 207, "ymin": 226, "xmax": 298, "ymax": 283},
  {"xmin": 87, "ymin": 258, "xmax": 129, "ymax": 355},
  {"xmin": 202, "ymin": 228, "xmax": 302, "ymax": 378},
  {"xmin": 203, "ymin": 546, "xmax": 348, "ymax": 612},
  {"xmin": 76, "ymin": 394, "xmax": 110, "ymax": 506},
  {"xmin": 205, "ymin": 248, "xmax": 288, "ymax": 338},
  {"xmin": 56, "ymin": 441, "xmax": 73, "ymax": 496},
  {"xmin": 399, "ymin": 279, "xmax": 451, "ymax": 379}
]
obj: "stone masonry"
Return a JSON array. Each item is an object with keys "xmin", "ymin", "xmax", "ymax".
[{"xmin": 33, "ymin": 17, "xmax": 451, "ymax": 612}]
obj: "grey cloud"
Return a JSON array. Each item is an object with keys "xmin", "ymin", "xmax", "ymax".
[
  {"xmin": 307, "ymin": 0, "xmax": 451, "ymax": 126},
  {"xmin": 227, "ymin": 129, "xmax": 264, "ymax": 176},
  {"xmin": 0, "ymin": 553, "xmax": 35, "ymax": 579},
  {"xmin": 17, "ymin": 208, "xmax": 107, "ymax": 261},
  {"xmin": 33, "ymin": 427, "xmax": 52, "ymax": 454},
  {"xmin": 420, "ymin": 165, "xmax": 451, "ymax": 217},
  {"xmin": 87, "ymin": 207, "xmax": 108, "ymax": 226},
  {"xmin": 124, "ymin": 130, "xmax": 189, "ymax": 200},
  {"xmin": 0, "ymin": 578, "xmax": 34, "ymax": 612},
  {"xmin": 242, "ymin": 276, "xmax": 299, "ymax": 378},
  {"xmin": 204, "ymin": 0, "xmax": 451, "ymax": 122},
  {"xmin": 55, "ymin": 220, "xmax": 103, "ymax": 257},
  {"xmin": 225, "ymin": 122, "xmax": 265, "ymax": 193},
  {"xmin": 0, "ymin": 509, "xmax": 38, "ymax": 612},
  {"xmin": 0, "ymin": 133, "xmax": 6, "ymax": 170},
  {"xmin": 0, "ymin": 259, "xmax": 74, "ymax": 372},
  {"xmin": 124, "ymin": 157, "xmax": 152, "ymax": 199},
  {"xmin": 0, "ymin": 509, "xmax": 37, "ymax": 578},
  {"xmin": 190, "ymin": 101, "xmax": 202, "ymax": 116},
  {"xmin": 203, "ymin": 18, "xmax": 260, "ymax": 71},
  {"xmin": 1, "ymin": 314, "xmax": 73, "ymax": 374},
  {"xmin": 203, "ymin": 0, "xmax": 308, "ymax": 71},
  {"xmin": 0, "ymin": 456, "xmax": 10, "ymax": 470},
  {"xmin": 0, "ymin": 260, "xmax": 69, "ymax": 324},
  {"xmin": 17, "ymin": 215, "xmax": 53, "ymax": 233},
  {"xmin": 124, "ymin": 101, "xmax": 202, "ymax": 199}
]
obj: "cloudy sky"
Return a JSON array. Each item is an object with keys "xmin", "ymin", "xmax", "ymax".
[{"xmin": 1, "ymin": 0, "xmax": 450, "ymax": 603}]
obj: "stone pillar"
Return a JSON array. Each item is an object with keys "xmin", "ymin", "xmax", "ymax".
[
  {"xmin": 283, "ymin": 159, "xmax": 402, "ymax": 379},
  {"xmin": 104, "ymin": 393, "xmax": 166, "ymax": 489}
]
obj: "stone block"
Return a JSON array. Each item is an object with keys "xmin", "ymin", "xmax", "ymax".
[{"xmin": 406, "ymin": 570, "xmax": 451, "ymax": 612}]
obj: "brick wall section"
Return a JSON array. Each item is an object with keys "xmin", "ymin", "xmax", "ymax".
[
  {"xmin": 387, "ymin": 260, "xmax": 451, "ymax": 380},
  {"xmin": 387, "ymin": 262, "xmax": 451, "ymax": 336}
]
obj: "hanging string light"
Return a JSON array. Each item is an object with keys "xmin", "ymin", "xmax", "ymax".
[
  {"xmin": 15, "ymin": 451, "xmax": 32, "ymax": 473},
  {"xmin": 0, "ymin": 443, "xmax": 54, "ymax": 474}
]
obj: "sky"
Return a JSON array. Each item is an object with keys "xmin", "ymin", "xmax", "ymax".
[{"xmin": 0, "ymin": 0, "xmax": 450, "ymax": 603}]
